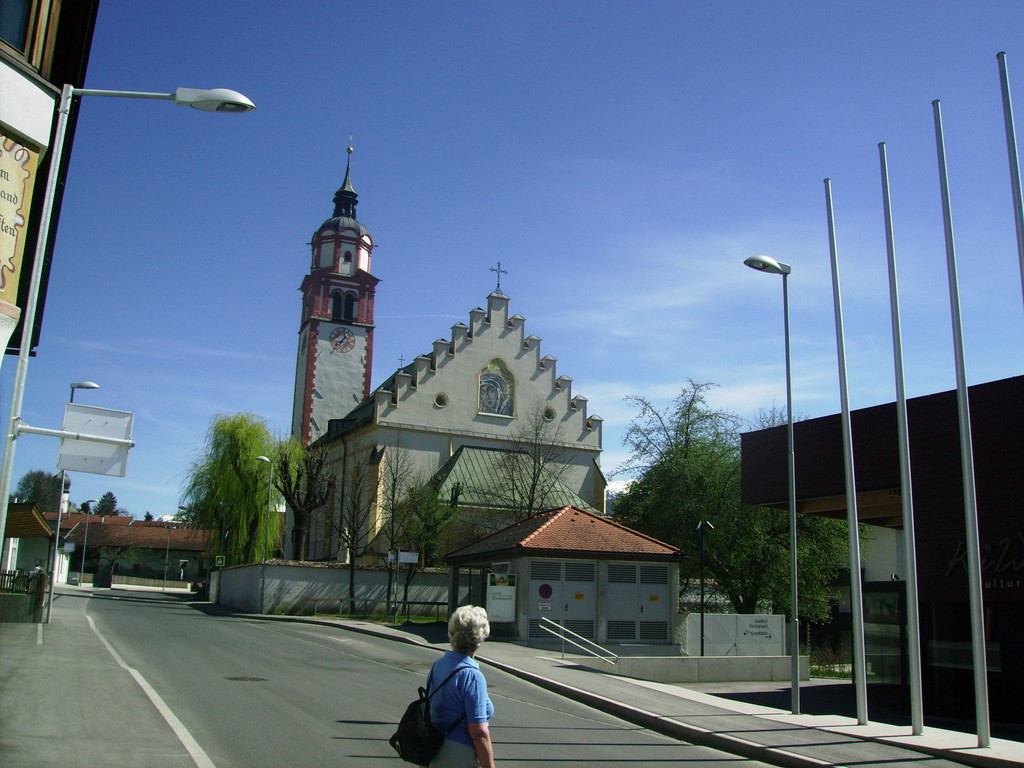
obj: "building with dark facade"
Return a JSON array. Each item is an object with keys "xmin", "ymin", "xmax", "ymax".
[{"xmin": 740, "ymin": 375, "xmax": 1023, "ymax": 730}]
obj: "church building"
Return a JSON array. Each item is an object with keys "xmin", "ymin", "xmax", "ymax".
[{"xmin": 291, "ymin": 152, "xmax": 605, "ymax": 562}]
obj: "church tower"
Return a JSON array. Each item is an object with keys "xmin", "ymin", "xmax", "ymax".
[{"xmin": 292, "ymin": 147, "xmax": 379, "ymax": 445}]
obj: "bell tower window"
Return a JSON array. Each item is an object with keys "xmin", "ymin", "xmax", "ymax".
[
  {"xmin": 479, "ymin": 358, "xmax": 514, "ymax": 416},
  {"xmin": 344, "ymin": 293, "xmax": 357, "ymax": 321},
  {"xmin": 331, "ymin": 292, "xmax": 343, "ymax": 321},
  {"xmin": 317, "ymin": 238, "xmax": 334, "ymax": 270}
]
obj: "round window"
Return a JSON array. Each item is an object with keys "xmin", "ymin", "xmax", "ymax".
[
  {"xmin": 434, "ymin": 393, "xmax": 449, "ymax": 409},
  {"xmin": 543, "ymin": 407, "xmax": 556, "ymax": 421}
]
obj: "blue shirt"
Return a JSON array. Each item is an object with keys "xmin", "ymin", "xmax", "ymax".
[{"xmin": 427, "ymin": 651, "xmax": 494, "ymax": 748}]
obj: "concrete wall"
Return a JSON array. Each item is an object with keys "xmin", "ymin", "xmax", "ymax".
[
  {"xmin": 576, "ymin": 654, "xmax": 810, "ymax": 683},
  {"xmin": 214, "ymin": 562, "xmax": 469, "ymax": 615}
]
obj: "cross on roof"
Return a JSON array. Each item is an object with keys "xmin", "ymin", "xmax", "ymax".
[{"xmin": 490, "ymin": 261, "xmax": 508, "ymax": 293}]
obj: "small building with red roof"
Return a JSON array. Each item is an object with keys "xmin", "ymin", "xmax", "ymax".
[{"xmin": 444, "ymin": 506, "xmax": 682, "ymax": 646}]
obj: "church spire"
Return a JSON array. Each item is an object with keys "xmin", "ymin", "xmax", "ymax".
[{"xmin": 332, "ymin": 143, "xmax": 358, "ymax": 218}]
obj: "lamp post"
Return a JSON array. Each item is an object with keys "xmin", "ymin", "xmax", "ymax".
[
  {"xmin": 0, "ymin": 84, "xmax": 255, "ymax": 572},
  {"xmin": 698, "ymin": 519, "xmax": 714, "ymax": 657},
  {"xmin": 256, "ymin": 456, "xmax": 273, "ymax": 517},
  {"xmin": 45, "ymin": 381, "xmax": 101, "ymax": 620},
  {"xmin": 77, "ymin": 497, "xmax": 98, "ymax": 585},
  {"xmin": 743, "ymin": 254, "xmax": 800, "ymax": 715}
]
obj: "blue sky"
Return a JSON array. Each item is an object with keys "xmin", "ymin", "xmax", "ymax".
[{"xmin": 5, "ymin": 1, "xmax": 1024, "ymax": 515}]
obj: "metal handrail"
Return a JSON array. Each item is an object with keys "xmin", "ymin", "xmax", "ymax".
[{"xmin": 538, "ymin": 617, "xmax": 617, "ymax": 665}]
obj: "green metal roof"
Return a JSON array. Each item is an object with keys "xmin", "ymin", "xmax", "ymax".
[{"xmin": 433, "ymin": 446, "xmax": 598, "ymax": 514}]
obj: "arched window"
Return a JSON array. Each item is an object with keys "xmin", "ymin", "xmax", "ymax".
[
  {"xmin": 344, "ymin": 293, "xmax": 357, "ymax": 321},
  {"xmin": 331, "ymin": 292, "xmax": 343, "ymax": 321},
  {"xmin": 479, "ymin": 358, "xmax": 514, "ymax": 416}
]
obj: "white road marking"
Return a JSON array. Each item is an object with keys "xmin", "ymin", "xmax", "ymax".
[
  {"xmin": 87, "ymin": 615, "xmax": 216, "ymax": 768},
  {"xmin": 36, "ymin": 623, "xmax": 43, "ymax": 645}
]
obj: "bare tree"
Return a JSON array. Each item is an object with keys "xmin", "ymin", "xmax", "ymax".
[
  {"xmin": 398, "ymin": 480, "xmax": 460, "ymax": 613},
  {"xmin": 376, "ymin": 438, "xmax": 419, "ymax": 614},
  {"xmin": 486, "ymin": 405, "xmax": 575, "ymax": 523},
  {"xmin": 315, "ymin": 437, "xmax": 379, "ymax": 614},
  {"xmin": 275, "ymin": 440, "xmax": 334, "ymax": 561}
]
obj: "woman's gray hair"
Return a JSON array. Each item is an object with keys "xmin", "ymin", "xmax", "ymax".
[{"xmin": 448, "ymin": 605, "xmax": 490, "ymax": 654}]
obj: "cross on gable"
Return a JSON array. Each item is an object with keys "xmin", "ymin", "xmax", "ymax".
[{"xmin": 490, "ymin": 261, "xmax": 508, "ymax": 293}]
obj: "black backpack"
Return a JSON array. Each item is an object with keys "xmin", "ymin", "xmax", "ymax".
[{"xmin": 389, "ymin": 664, "xmax": 471, "ymax": 766}]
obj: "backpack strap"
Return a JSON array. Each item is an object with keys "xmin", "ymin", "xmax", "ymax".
[
  {"xmin": 426, "ymin": 663, "xmax": 473, "ymax": 736},
  {"xmin": 426, "ymin": 664, "xmax": 473, "ymax": 701}
]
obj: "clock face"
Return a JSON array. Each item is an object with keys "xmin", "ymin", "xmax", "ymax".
[{"xmin": 328, "ymin": 327, "xmax": 356, "ymax": 353}]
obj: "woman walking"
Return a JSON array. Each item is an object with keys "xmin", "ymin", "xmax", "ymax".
[{"xmin": 428, "ymin": 606, "xmax": 496, "ymax": 768}]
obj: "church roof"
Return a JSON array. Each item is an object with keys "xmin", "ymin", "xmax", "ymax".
[
  {"xmin": 433, "ymin": 446, "xmax": 599, "ymax": 514},
  {"xmin": 444, "ymin": 505, "xmax": 681, "ymax": 564},
  {"xmin": 317, "ymin": 215, "xmax": 370, "ymax": 237},
  {"xmin": 319, "ymin": 144, "xmax": 365, "ymax": 234}
]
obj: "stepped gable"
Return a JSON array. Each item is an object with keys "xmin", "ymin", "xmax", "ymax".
[
  {"xmin": 321, "ymin": 291, "xmax": 604, "ymax": 444},
  {"xmin": 445, "ymin": 506, "xmax": 680, "ymax": 563}
]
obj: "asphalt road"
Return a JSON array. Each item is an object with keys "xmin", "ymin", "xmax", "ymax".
[{"xmin": 32, "ymin": 589, "xmax": 777, "ymax": 767}]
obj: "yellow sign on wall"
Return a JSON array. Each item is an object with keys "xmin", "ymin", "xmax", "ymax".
[{"xmin": 0, "ymin": 133, "xmax": 40, "ymax": 307}]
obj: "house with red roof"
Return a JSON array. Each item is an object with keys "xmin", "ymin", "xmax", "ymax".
[{"xmin": 445, "ymin": 506, "xmax": 682, "ymax": 646}]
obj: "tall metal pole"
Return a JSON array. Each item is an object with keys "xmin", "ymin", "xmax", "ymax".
[
  {"xmin": 997, "ymin": 52, "xmax": 1024, "ymax": 310},
  {"xmin": 744, "ymin": 254, "xmax": 799, "ymax": 714},
  {"xmin": 0, "ymin": 85, "xmax": 252, "ymax": 570},
  {"xmin": 932, "ymin": 99, "xmax": 990, "ymax": 748},
  {"xmin": 79, "ymin": 509, "xmax": 92, "ymax": 583},
  {"xmin": 698, "ymin": 520, "xmax": 713, "ymax": 656},
  {"xmin": 824, "ymin": 179, "xmax": 869, "ymax": 725},
  {"xmin": 0, "ymin": 86, "xmax": 75, "ymax": 568},
  {"xmin": 878, "ymin": 142, "xmax": 925, "ymax": 735},
  {"xmin": 44, "ymin": 472, "xmax": 69, "ymax": 622},
  {"xmin": 162, "ymin": 526, "xmax": 172, "ymax": 591},
  {"xmin": 781, "ymin": 269, "xmax": 800, "ymax": 716}
]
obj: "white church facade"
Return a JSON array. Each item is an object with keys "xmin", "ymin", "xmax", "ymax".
[{"xmin": 291, "ymin": 152, "xmax": 605, "ymax": 562}]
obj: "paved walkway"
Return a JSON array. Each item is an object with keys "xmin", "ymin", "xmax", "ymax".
[{"xmin": 253, "ymin": 612, "xmax": 1024, "ymax": 768}]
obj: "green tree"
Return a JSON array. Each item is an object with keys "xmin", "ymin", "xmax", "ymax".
[
  {"xmin": 179, "ymin": 413, "xmax": 280, "ymax": 566},
  {"xmin": 13, "ymin": 470, "xmax": 63, "ymax": 514},
  {"xmin": 614, "ymin": 380, "xmax": 848, "ymax": 624},
  {"xmin": 95, "ymin": 492, "xmax": 118, "ymax": 516}
]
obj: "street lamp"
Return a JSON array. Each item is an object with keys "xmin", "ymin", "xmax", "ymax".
[
  {"xmin": 69, "ymin": 382, "xmax": 99, "ymax": 402},
  {"xmin": 0, "ymin": 84, "xmax": 255, "ymax": 571},
  {"xmin": 698, "ymin": 519, "xmax": 714, "ymax": 657},
  {"xmin": 162, "ymin": 524, "xmax": 177, "ymax": 592},
  {"xmin": 78, "ymin": 497, "xmax": 98, "ymax": 585},
  {"xmin": 46, "ymin": 380, "xmax": 100, "ymax": 620},
  {"xmin": 256, "ymin": 456, "xmax": 273, "ymax": 518},
  {"xmin": 743, "ymin": 254, "xmax": 800, "ymax": 715}
]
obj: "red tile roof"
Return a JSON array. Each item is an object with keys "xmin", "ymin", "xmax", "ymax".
[
  {"xmin": 445, "ymin": 506, "xmax": 681, "ymax": 564},
  {"xmin": 47, "ymin": 513, "xmax": 211, "ymax": 551}
]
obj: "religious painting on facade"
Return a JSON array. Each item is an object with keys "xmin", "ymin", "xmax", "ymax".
[{"xmin": 479, "ymin": 358, "xmax": 514, "ymax": 416}]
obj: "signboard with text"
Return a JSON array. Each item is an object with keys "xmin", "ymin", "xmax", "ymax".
[
  {"xmin": 0, "ymin": 134, "xmax": 39, "ymax": 310},
  {"xmin": 487, "ymin": 571, "xmax": 516, "ymax": 622}
]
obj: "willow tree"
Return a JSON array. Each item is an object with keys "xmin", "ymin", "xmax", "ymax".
[{"xmin": 180, "ymin": 413, "xmax": 280, "ymax": 566}]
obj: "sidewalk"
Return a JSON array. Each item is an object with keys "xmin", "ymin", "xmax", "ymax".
[{"xmin": 253, "ymin": 612, "xmax": 1024, "ymax": 768}]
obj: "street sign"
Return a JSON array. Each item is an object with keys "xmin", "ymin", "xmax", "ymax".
[{"xmin": 57, "ymin": 404, "xmax": 134, "ymax": 477}]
